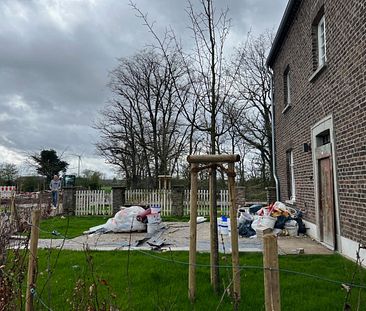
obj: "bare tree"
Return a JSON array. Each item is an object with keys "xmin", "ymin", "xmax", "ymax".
[
  {"xmin": 230, "ymin": 32, "xmax": 274, "ymax": 184},
  {"xmin": 95, "ymin": 49, "xmax": 189, "ymax": 188},
  {"xmin": 183, "ymin": 1, "xmax": 237, "ymax": 292},
  {"xmin": 131, "ymin": 0, "xmax": 238, "ymax": 293}
]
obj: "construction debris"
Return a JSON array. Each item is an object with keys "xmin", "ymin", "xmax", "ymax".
[{"xmin": 239, "ymin": 201, "xmax": 306, "ymax": 238}]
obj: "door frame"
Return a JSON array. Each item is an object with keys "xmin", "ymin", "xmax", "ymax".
[{"xmin": 311, "ymin": 115, "xmax": 341, "ymax": 250}]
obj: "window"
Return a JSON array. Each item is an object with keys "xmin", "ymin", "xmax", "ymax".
[
  {"xmin": 283, "ymin": 66, "xmax": 291, "ymax": 111},
  {"xmin": 317, "ymin": 16, "xmax": 326, "ymax": 67},
  {"xmin": 286, "ymin": 150, "xmax": 295, "ymax": 201},
  {"xmin": 310, "ymin": 8, "xmax": 327, "ymax": 81},
  {"xmin": 316, "ymin": 129, "xmax": 330, "ymax": 146}
]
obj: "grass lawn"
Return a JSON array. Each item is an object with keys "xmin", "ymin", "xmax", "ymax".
[
  {"xmin": 33, "ymin": 216, "xmax": 366, "ymax": 309},
  {"xmin": 101, "ymin": 186, "xmax": 112, "ymax": 193},
  {"xmin": 39, "ymin": 215, "xmax": 192, "ymax": 239},
  {"xmin": 39, "ymin": 215, "xmax": 109, "ymax": 238},
  {"xmin": 162, "ymin": 215, "xmax": 190, "ymax": 222},
  {"xmin": 31, "ymin": 250, "xmax": 366, "ymax": 310}
]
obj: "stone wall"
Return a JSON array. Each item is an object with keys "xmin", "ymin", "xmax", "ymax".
[
  {"xmin": 111, "ymin": 186, "xmax": 126, "ymax": 214},
  {"xmin": 62, "ymin": 187, "xmax": 76, "ymax": 215}
]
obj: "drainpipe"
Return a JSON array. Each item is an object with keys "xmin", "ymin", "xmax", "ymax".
[{"xmin": 269, "ymin": 68, "xmax": 280, "ymax": 201}]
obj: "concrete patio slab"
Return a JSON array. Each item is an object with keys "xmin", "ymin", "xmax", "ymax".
[{"xmin": 30, "ymin": 221, "xmax": 332, "ymax": 255}]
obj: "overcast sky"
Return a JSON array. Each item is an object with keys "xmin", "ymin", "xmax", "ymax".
[{"xmin": 0, "ymin": 0, "xmax": 287, "ymax": 178}]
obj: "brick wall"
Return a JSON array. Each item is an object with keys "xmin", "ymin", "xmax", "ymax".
[{"xmin": 271, "ymin": 0, "xmax": 366, "ymax": 244}]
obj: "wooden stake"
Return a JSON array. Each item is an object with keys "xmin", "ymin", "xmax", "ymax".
[
  {"xmin": 10, "ymin": 191, "xmax": 15, "ymax": 221},
  {"xmin": 228, "ymin": 162, "xmax": 240, "ymax": 305},
  {"xmin": 263, "ymin": 234, "xmax": 281, "ymax": 311},
  {"xmin": 188, "ymin": 163, "xmax": 198, "ymax": 303},
  {"xmin": 10, "ymin": 190, "xmax": 21, "ymax": 232},
  {"xmin": 26, "ymin": 209, "xmax": 41, "ymax": 311},
  {"xmin": 209, "ymin": 167, "xmax": 219, "ymax": 292}
]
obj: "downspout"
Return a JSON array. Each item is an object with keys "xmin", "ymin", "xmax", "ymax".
[{"xmin": 269, "ymin": 68, "xmax": 280, "ymax": 201}]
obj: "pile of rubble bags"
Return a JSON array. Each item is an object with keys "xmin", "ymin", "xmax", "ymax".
[
  {"xmin": 238, "ymin": 211, "xmax": 256, "ymax": 238},
  {"xmin": 238, "ymin": 201, "xmax": 306, "ymax": 238},
  {"xmin": 85, "ymin": 205, "xmax": 162, "ymax": 234}
]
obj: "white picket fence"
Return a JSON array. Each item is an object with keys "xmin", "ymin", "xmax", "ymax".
[
  {"xmin": 74, "ymin": 188, "xmax": 230, "ymax": 217},
  {"xmin": 125, "ymin": 189, "xmax": 172, "ymax": 216},
  {"xmin": 75, "ymin": 190, "xmax": 112, "ymax": 216},
  {"xmin": 183, "ymin": 189, "xmax": 230, "ymax": 216}
]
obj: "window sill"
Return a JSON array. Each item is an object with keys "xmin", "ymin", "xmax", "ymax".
[
  {"xmin": 282, "ymin": 104, "xmax": 292, "ymax": 114},
  {"xmin": 309, "ymin": 63, "xmax": 327, "ymax": 82}
]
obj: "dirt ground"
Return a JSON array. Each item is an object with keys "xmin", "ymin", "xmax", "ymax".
[{"xmin": 36, "ymin": 221, "xmax": 332, "ymax": 255}]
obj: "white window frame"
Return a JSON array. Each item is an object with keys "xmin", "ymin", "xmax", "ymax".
[
  {"xmin": 282, "ymin": 67, "xmax": 291, "ymax": 113},
  {"xmin": 287, "ymin": 150, "xmax": 296, "ymax": 202},
  {"xmin": 286, "ymin": 70, "xmax": 291, "ymax": 105},
  {"xmin": 317, "ymin": 16, "xmax": 326, "ymax": 67},
  {"xmin": 290, "ymin": 151, "xmax": 295, "ymax": 201}
]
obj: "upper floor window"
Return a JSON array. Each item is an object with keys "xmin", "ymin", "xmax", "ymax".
[
  {"xmin": 286, "ymin": 149, "xmax": 296, "ymax": 202},
  {"xmin": 311, "ymin": 6, "xmax": 326, "ymax": 72},
  {"xmin": 283, "ymin": 66, "xmax": 291, "ymax": 112},
  {"xmin": 317, "ymin": 16, "xmax": 326, "ymax": 67}
]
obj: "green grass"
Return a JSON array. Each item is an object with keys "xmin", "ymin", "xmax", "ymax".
[
  {"xmin": 33, "ymin": 216, "xmax": 366, "ymax": 309},
  {"xmin": 162, "ymin": 215, "xmax": 190, "ymax": 222},
  {"xmin": 40, "ymin": 215, "xmax": 192, "ymax": 238},
  {"xmin": 39, "ymin": 215, "xmax": 109, "ymax": 238},
  {"xmin": 30, "ymin": 251, "xmax": 366, "ymax": 310},
  {"xmin": 101, "ymin": 186, "xmax": 112, "ymax": 193}
]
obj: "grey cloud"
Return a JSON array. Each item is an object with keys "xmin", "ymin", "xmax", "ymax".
[{"xmin": 0, "ymin": 0, "xmax": 287, "ymax": 177}]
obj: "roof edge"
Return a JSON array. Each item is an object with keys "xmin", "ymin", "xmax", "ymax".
[{"xmin": 266, "ymin": 0, "xmax": 302, "ymax": 68}]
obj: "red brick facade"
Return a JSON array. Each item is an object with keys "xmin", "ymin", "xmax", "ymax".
[{"xmin": 268, "ymin": 0, "xmax": 366, "ymax": 247}]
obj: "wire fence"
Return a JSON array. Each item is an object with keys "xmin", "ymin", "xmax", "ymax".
[{"xmin": 1, "ymin": 215, "xmax": 366, "ymax": 310}]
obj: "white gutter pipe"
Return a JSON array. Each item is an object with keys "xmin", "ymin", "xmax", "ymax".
[{"xmin": 269, "ymin": 68, "xmax": 280, "ymax": 201}]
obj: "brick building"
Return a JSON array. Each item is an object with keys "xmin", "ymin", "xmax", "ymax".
[{"xmin": 267, "ymin": 0, "xmax": 366, "ymax": 263}]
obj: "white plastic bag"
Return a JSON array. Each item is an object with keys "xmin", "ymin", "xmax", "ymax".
[
  {"xmin": 104, "ymin": 206, "xmax": 147, "ymax": 232},
  {"xmin": 252, "ymin": 214, "xmax": 276, "ymax": 232},
  {"xmin": 284, "ymin": 220, "xmax": 298, "ymax": 236},
  {"xmin": 251, "ymin": 216, "xmax": 261, "ymax": 231},
  {"xmin": 273, "ymin": 201, "xmax": 287, "ymax": 211},
  {"xmin": 284, "ymin": 220, "xmax": 298, "ymax": 228},
  {"xmin": 239, "ymin": 211, "xmax": 253, "ymax": 224}
]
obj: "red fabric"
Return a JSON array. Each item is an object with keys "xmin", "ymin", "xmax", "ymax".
[{"xmin": 136, "ymin": 208, "xmax": 151, "ymax": 222}]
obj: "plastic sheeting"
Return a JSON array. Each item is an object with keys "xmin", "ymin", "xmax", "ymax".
[
  {"xmin": 104, "ymin": 206, "xmax": 147, "ymax": 232},
  {"xmin": 86, "ymin": 206, "xmax": 147, "ymax": 234}
]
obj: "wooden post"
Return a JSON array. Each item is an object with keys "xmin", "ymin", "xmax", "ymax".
[
  {"xmin": 263, "ymin": 234, "xmax": 281, "ymax": 311},
  {"xmin": 187, "ymin": 154, "xmax": 240, "ymax": 163},
  {"xmin": 186, "ymin": 154, "xmax": 240, "ymax": 303},
  {"xmin": 10, "ymin": 190, "xmax": 21, "ymax": 231},
  {"xmin": 188, "ymin": 163, "xmax": 198, "ymax": 302},
  {"xmin": 209, "ymin": 167, "xmax": 219, "ymax": 292},
  {"xmin": 10, "ymin": 191, "xmax": 15, "ymax": 219},
  {"xmin": 228, "ymin": 162, "xmax": 240, "ymax": 305},
  {"xmin": 26, "ymin": 210, "xmax": 41, "ymax": 311}
]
